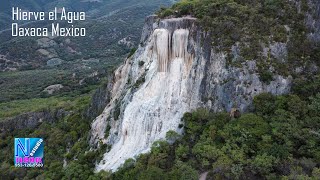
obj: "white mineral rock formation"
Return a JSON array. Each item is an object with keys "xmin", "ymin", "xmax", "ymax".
[{"xmin": 90, "ymin": 17, "xmax": 292, "ymax": 172}]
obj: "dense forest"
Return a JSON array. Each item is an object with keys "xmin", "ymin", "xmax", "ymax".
[
  {"xmin": 110, "ymin": 84, "xmax": 320, "ymax": 179},
  {"xmin": 158, "ymin": 0, "xmax": 320, "ymax": 83},
  {"xmin": 1, "ymin": 79, "xmax": 320, "ymax": 179}
]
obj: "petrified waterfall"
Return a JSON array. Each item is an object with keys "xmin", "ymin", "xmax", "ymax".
[
  {"xmin": 154, "ymin": 28, "xmax": 191, "ymax": 72},
  {"xmin": 91, "ymin": 17, "xmax": 291, "ymax": 172},
  {"xmin": 153, "ymin": 29, "xmax": 170, "ymax": 72},
  {"xmin": 94, "ymin": 24, "xmax": 197, "ymax": 171}
]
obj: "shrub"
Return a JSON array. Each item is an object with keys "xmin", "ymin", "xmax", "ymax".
[
  {"xmin": 138, "ymin": 61, "xmax": 145, "ymax": 67},
  {"xmin": 127, "ymin": 48, "xmax": 137, "ymax": 58},
  {"xmin": 259, "ymin": 70, "xmax": 274, "ymax": 84},
  {"xmin": 253, "ymin": 93, "xmax": 276, "ymax": 116},
  {"xmin": 104, "ymin": 124, "xmax": 111, "ymax": 139}
]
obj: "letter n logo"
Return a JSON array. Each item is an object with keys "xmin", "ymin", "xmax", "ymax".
[{"xmin": 15, "ymin": 138, "xmax": 30, "ymax": 157}]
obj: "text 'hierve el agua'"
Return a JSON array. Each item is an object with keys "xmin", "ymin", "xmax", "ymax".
[{"xmin": 11, "ymin": 7, "xmax": 86, "ymax": 37}]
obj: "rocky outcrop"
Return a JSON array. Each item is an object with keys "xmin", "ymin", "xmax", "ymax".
[
  {"xmin": 43, "ymin": 84, "xmax": 64, "ymax": 95},
  {"xmin": 306, "ymin": 0, "xmax": 320, "ymax": 43},
  {"xmin": 0, "ymin": 54, "xmax": 19, "ymax": 72},
  {"xmin": 118, "ymin": 36, "xmax": 135, "ymax": 48},
  {"xmin": 84, "ymin": 81, "xmax": 111, "ymax": 120},
  {"xmin": 37, "ymin": 37, "xmax": 57, "ymax": 48},
  {"xmin": 0, "ymin": 109, "xmax": 68, "ymax": 133},
  {"xmin": 90, "ymin": 16, "xmax": 292, "ymax": 172},
  {"xmin": 0, "ymin": 78, "xmax": 111, "ymax": 133},
  {"xmin": 46, "ymin": 58, "xmax": 64, "ymax": 67}
]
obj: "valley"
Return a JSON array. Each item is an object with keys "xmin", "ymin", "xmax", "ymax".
[{"xmin": 0, "ymin": 0, "xmax": 174, "ymax": 120}]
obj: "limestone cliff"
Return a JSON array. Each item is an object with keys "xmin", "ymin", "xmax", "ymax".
[
  {"xmin": 0, "ymin": 109, "xmax": 67, "ymax": 133},
  {"xmin": 90, "ymin": 16, "xmax": 292, "ymax": 172}
]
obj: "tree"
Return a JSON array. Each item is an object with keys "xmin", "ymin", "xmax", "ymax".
[
  {"xmin": 166, "ymin": 130, "xmax": 182, "ymax": 144},
  {"xmin": 253, "ymin": 93, "xmax": 276, "ymax": 116},
  {"xmin": 169, "ymin": 162, "xmax": 198, "ymax": 180},
  {"xmin": 251, "ymin": 153, "xmax": 278, "ymax": 175},
  {"xmin": 138, "ymin": 166, "xmax": 166, "ymax": 180}
]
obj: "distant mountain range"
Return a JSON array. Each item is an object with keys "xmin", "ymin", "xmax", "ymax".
[
  {"xmin": 0, "ymin": 0, "xmax": 174, "ymax": 102},
  {"xmin": 0, "ymin": 0, "xmax": 174, "ymax": 72}
]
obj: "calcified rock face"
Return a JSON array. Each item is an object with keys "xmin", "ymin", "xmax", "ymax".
[{"xmin": 90, "ymin": 16, "xmax": 291, "ymax": 172}]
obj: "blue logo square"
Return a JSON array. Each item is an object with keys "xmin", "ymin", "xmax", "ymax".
[{"xmin": 14, "ymin": 138, "xmax": 44, "ymax": 168}]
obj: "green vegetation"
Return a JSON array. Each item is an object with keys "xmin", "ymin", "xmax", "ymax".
[
  {"xmin": 0, "ymin": 0, "xmax": 174, "ymax": 72},
  {"xmin": 110, "ymin": 92, "xmax": 320, "ymax": 179},
  {"xmin": 0, "ymin": 67, "xmax": 105, "ymax": 120},
  {"xmin": 128, "ymin": 48, "xmax": 137, "ymax": 58},
  {"xmin": 0, "ymin": 97, "xmax": 68, "ymax": 120},
  {"xmin": 292, "ymin": 75, "xmax": 320, "ymax": 99},
  {"xmin": 0, "ymin": 93, "xmax": 107, "ymax": 180},
  {"xmin": 133, "ymin": 73, "xmax": 146, "ymax": 89},
  {"xmin": 1, "ymin": 84, "xmax": 320, "ymax": 179},
  {"xmin": 138, "ymin": 61, "xmax": 145, "ymax": 67},
  {"xmin": 259, "ymin": 70, "xmax": 274, "ymax": 84},
  {"xmin": 158, "ymin": 0, "xmax": 320, "ymax": 81},
  {"xmin": 0, "ymin": 0, "xmax": 175, "ymax": 119},
  {"xmin": 0, "ymin": 37, "xmax": 39, "ymax": 61},
  {"xmin": 0, "ymin": 95, "xmax": 91, "ymax": 120},
  {"xmin": 113, "ymin": 100, "xmax": 122, "ymax": 121},
  {"xmin": 105, "ymin": 124, "xmax": 112, "ymax": 139},
  {"xmin": 0, "ymin": 69, "xmax": 103, "ymax": 103},
  {"xmin": 0, "ymin": 69, "xmax": 67, "ymax": 102}
]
